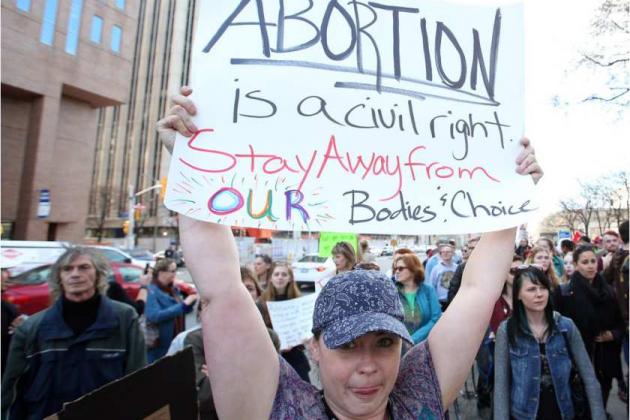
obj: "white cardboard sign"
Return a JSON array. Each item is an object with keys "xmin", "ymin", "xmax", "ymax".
[
  {"xmin": 165, "ymin": 0, "xmax": 536, "ymax": 234},
  {"xmin": 266, "ymin": 293, "xmax": 318, "ymax": 350}
]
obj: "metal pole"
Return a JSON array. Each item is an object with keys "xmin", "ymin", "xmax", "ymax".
[{"xmin": 127, "ymin": 185, "xmax": 135, "ymax": 249}]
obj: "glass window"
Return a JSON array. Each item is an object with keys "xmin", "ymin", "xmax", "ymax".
[
  {"xmin": 16, "ymin": 0, "xmax": 30, "ymax": 12},
  {"xmin": 12, "ymin": 266, "xmax": 51, "ymax": 285},
  {"xmin": 90, "ymin": 15, "xmax": 103, "ymax": 44},
  {"xmin": 118, "ymin": 266, "xmax": 143, "ymax": 283},
  {"xmin": 64, "ymin": 0, "xmax": 83, "ymax": 55},
  {"xmin": 40, "ymin": 0, "xmax": 59, "ymax": 46},
  {"xmin": 115, "ymin": 0, "xmax": 125, "ymax": 10},
  {"xmin": 111, "ymin": 25, "xmax": 122, "ymax": 53}
]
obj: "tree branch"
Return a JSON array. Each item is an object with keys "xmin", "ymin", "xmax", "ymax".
[
  {"xmin": 582, "ymin": 54, "xmax": 630, "ymax": 67},
  {"xmin": 583, "ymin": 87, "xmax": 630, "ymax": 102}
]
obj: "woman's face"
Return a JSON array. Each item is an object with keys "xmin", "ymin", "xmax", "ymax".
[
  {"xmin": 575, "ymin": 251, "xmax": 597, "ymax": 280},
  {"xmin": 242, "ymin": 278, "xmax": 259, "ymax": 301},
  {"xmin": 564, "ymin": 254, "xmax": 575, "ymax": 277},
  {"xmin": 270, "ymin": 266, "xmax": 291, "ymax": 293},
  {"xmin": 518, "ymin": 278, "xmax": 549, "ymax": 313},
  {"xmin": 393, "ymin": 259, "xmax": 413, "ymax": 284},
  {"xmin": 157, "ymin": 263, "xmax": 177, "ymax": 287},
  {"xmin": 533, "ymin": 250, "xmax": 551, "ymax": 272},
  {"xmin": 334, "ymin": 253, "xmax": 349, "ymax": 272},
  {"xmin": 312, "ymin": 332, "xmax": 401, "ymax": 419},
  {"xmin": 254, "ymin": 257, "xmax": 270, "ymax": 277}
]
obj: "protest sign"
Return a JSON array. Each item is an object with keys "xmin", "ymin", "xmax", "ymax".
[
  {"xmin": 44, "ymin": 348, "xmax": 197, "ymax": 420},
  {"xmin": 267, "ymin": 292, "xmax": 317, "ymax": 350},
  {"xmin": 165, "ymin": 0, "xmax": 535, "ymax": 234},
  {"xmin": 318, "ymin": 231, "xmax": 358, "ymax": 258}
]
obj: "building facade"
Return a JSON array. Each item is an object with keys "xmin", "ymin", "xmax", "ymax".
[
  {"xmin": 86, "ymin": 0, "xmax": 196, "ymax": 249},
  {"xmin": 1, "ymin": 0, "xmax": 139, "ymax": 241}
]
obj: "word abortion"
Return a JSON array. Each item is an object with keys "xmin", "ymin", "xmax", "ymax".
[{"xmin": 203, "ymin": 0, "xmax": 502, "ymax": 104}]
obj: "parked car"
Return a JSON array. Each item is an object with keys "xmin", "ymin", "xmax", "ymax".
[
  {"xmin": 1, "ymin": 262, "xmax": 196, "ymax": 315},
  {"xmin": 122, "ymin": 248, "xmax": 156, "ymax": 267},
  {"xmin": 0, "ymin": 240, "xmax": 71, "ymax": 275},
  {"xmin": 291, "ymin": 254, "xmax": 335, "ymax": 290},
  {"xmin": 86, "ymin": 245, "xmax": 151, "ymax": 268},
  {"xmin": 153, "ymin": 250, "xmax": 185, "ymax": 267}
]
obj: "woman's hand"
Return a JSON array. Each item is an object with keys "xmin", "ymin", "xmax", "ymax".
[
  {"xmin": 183, "ymin": 294, "xmax": 199, "ymax": 307},
  {"xmin": 515, "ymin": 137, "xmax": 543, "ymax": 184},
  {"xmin": 156, "ymin": 86, "xmax": 198, "ymax": 154}
]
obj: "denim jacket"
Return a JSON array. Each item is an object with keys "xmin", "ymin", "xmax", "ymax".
[
  {"xmin": 494, "ymin": 312, "xmax": 605, "ymax": 420},
  {"xmin": 145, "ymin": 283, "xmax": 192, "ymax": 362},
  {"xmin": 397, "ymin": 283, "xmax": 442, "ymax": 344}
]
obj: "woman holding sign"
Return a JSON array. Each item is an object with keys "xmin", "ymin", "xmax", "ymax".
[
  {"xmin": 157, "ymin": 86, "xmax": 544, "ymax": 419},
  {"xmin": 256, "ymin": 263, "xmax": 311, "ymax": 383}
]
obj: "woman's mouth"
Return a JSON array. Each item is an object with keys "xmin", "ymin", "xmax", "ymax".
[{"xmin": 350, "ymin": 386, "xmax": 381, "ymax": 398}]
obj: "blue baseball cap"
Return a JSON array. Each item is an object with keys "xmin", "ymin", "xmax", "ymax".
[{"xmin": 312, "ymin": 270, "xmax": 413, "ymax": 349}]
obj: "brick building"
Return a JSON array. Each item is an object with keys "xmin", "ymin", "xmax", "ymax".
[{"xmin": 1, "ymin": 0, "xmax": 138, "ymax": 241}]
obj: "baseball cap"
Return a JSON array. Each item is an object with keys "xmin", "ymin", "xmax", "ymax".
[{"xmin": 312, "ymin": 270, "xmax": 412, "ymax": 349}]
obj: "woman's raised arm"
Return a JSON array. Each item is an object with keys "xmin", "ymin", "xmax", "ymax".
[{"xmin": 158, "ymin": 87, "xmax": 279, "ymax": 419}]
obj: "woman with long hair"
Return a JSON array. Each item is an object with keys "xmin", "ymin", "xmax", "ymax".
[
  {"xmin": 526, "ymin": 246, "xmax": 561, "ymax": 288},
  {"xmin": 554, "ymin": 245, "xmax": 625, "ymax": 410},
  {"xmin": 253, "ymin": 254, "xmax": 273, "ymax": 289},
  {"xmin": 256, "ymin": 263, "xmax": 311, "ymax": 383},
  {"xmin": 240, "ymin": 266, "xmax": 262, "ymax": 301},
  {"xmin": 494, "ymin": 266, "xmax": 605, "ymax": 419},
  {"xmin": 331, "ymin": 241, "xmax": 356, "ymax": 274},
  {"xmin": 537, "ymin": 237, "xmax": 565, "ymax": 280},
  {"xmin": 145, "ymin": 258, "xmax": 198, "ymax": 362},
  {"xmin": 393, "ymin": 254, "xmax": 441, "ymax": 350}
]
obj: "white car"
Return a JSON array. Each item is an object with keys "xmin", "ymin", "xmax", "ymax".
[
  {"xmin": 86, "ymin": 245, "xmax": 154, "ymax": 268},
  {"xmin": 292, "ymin": 254, "xmax": 335, "ymax": 290}
]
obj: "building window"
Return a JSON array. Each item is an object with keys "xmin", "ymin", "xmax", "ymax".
[
  {"xmin": 111, "ymin": 25, "xmax": 122, "ymax": 53},
  {"xmin": 64, "ymin": 0, "xmax": 83, "ymax": 55},
  {"xmin": 90, "ymin": 15, "xmax": 103, "ymax": 44},
  {"xmin": 40, "ymin": 0, "xmax": 59, "ymax": 46},
  {"xmin": 16, "ymin": 0, "xmax": 30, "ymax": 12},
  {"xmin": 115, "ymin": 0, "xmax": 125, "ymax": 10}
]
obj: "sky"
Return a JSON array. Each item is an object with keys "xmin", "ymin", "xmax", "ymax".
[{"xmin": 521, "ymin": 0, "xmax": 629, "ymax": 233}]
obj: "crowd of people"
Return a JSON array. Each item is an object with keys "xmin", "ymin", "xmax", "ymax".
[{"xmin": 0, "ymin": 86, "xmax": 627, "ymax": 420}]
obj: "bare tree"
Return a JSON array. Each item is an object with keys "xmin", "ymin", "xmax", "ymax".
[
  {"xmin": 89, "ymin": 185, "xmax": 118, "ymax": 243},
  {"xmin": 578, "ymin": 0, "xmax": 629, "ymax": 107},
  {"xmin": 554, "ymin": 171, "xmax": 629, "ymax": 236}
]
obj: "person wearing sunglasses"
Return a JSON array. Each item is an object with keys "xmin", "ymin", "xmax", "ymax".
[
  {"xmin": 146, "ymin": 258, "xmax": 198, "ymax": 362},
  {"xmin": 494, "ymin": 265, "xmax": 606, "ymax": 420},
  {"xmin": 393, "ymin": 254, "xmax": 442, "ymax": 353},
  {"xmin": 554, "ymin": 245, "xmax": 625, "ymax": 412}
]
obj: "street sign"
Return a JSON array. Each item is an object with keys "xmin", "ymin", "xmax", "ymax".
[{"xmin": 37, "ymin": 189, "xmax": 51, "ymax": 218}]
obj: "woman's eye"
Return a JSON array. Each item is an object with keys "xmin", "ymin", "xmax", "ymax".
[
  {"xmin": 340, "ymin": 341, "xmax": 357, "ymax": 350},
  {"xmin": 377, "ymin": 337, "xmax": 394, "ymax": 347}
]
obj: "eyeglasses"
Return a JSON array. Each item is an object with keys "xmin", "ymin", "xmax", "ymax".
[
  {"xmin": 160, "ymin": 268, "xmax": 177, "ymax": 273},
  {"xmin": 394, "ymin": 266, "xmax": 407, "ymax": 273},
  {"xmin": 509, "ymin": 264, "xmax": 544, "ymax": 275}
]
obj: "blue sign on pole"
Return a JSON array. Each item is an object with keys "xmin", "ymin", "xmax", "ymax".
[{"xmin": 37, "ymin": 189, "xmax": 51, "ymax": 218}]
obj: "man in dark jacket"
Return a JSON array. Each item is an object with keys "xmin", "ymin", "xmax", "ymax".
[{"xmin": 1, "ymin": 248, "xmax": 146, "ymax": 419}]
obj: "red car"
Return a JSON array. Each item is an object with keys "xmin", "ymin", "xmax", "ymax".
[{"xmin": 2, "ymin": 262, "xmax": 196, "ymax": 315}]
